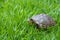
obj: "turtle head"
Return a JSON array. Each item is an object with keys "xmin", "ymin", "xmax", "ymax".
[{"xmin": 28, "ymin": 18, "xmax": 34, "ymax": 24}]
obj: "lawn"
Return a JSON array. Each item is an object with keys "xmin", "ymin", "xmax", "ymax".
[{"xmin": 0, "ymin": 0, "xmax": 60, "ymax": 40}]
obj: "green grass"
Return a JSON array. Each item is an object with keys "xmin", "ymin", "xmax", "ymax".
[{"xmin": 0, "ymin": 0, "xmax": 60, "ymax": 40}]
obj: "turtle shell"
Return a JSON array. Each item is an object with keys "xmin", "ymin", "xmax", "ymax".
[{"xmin": 28, "ymin": 14, "xmax": 55, "ymax": 29}]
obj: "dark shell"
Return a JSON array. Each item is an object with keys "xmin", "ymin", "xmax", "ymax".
[{"xmin": 28, "ymin": 14, "xmax": 55, "ymax": 29}]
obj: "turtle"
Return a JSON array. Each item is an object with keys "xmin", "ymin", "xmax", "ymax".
[{"xmin": 28, "ymin": 13, "xmax": 56, "ymax": 29}]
